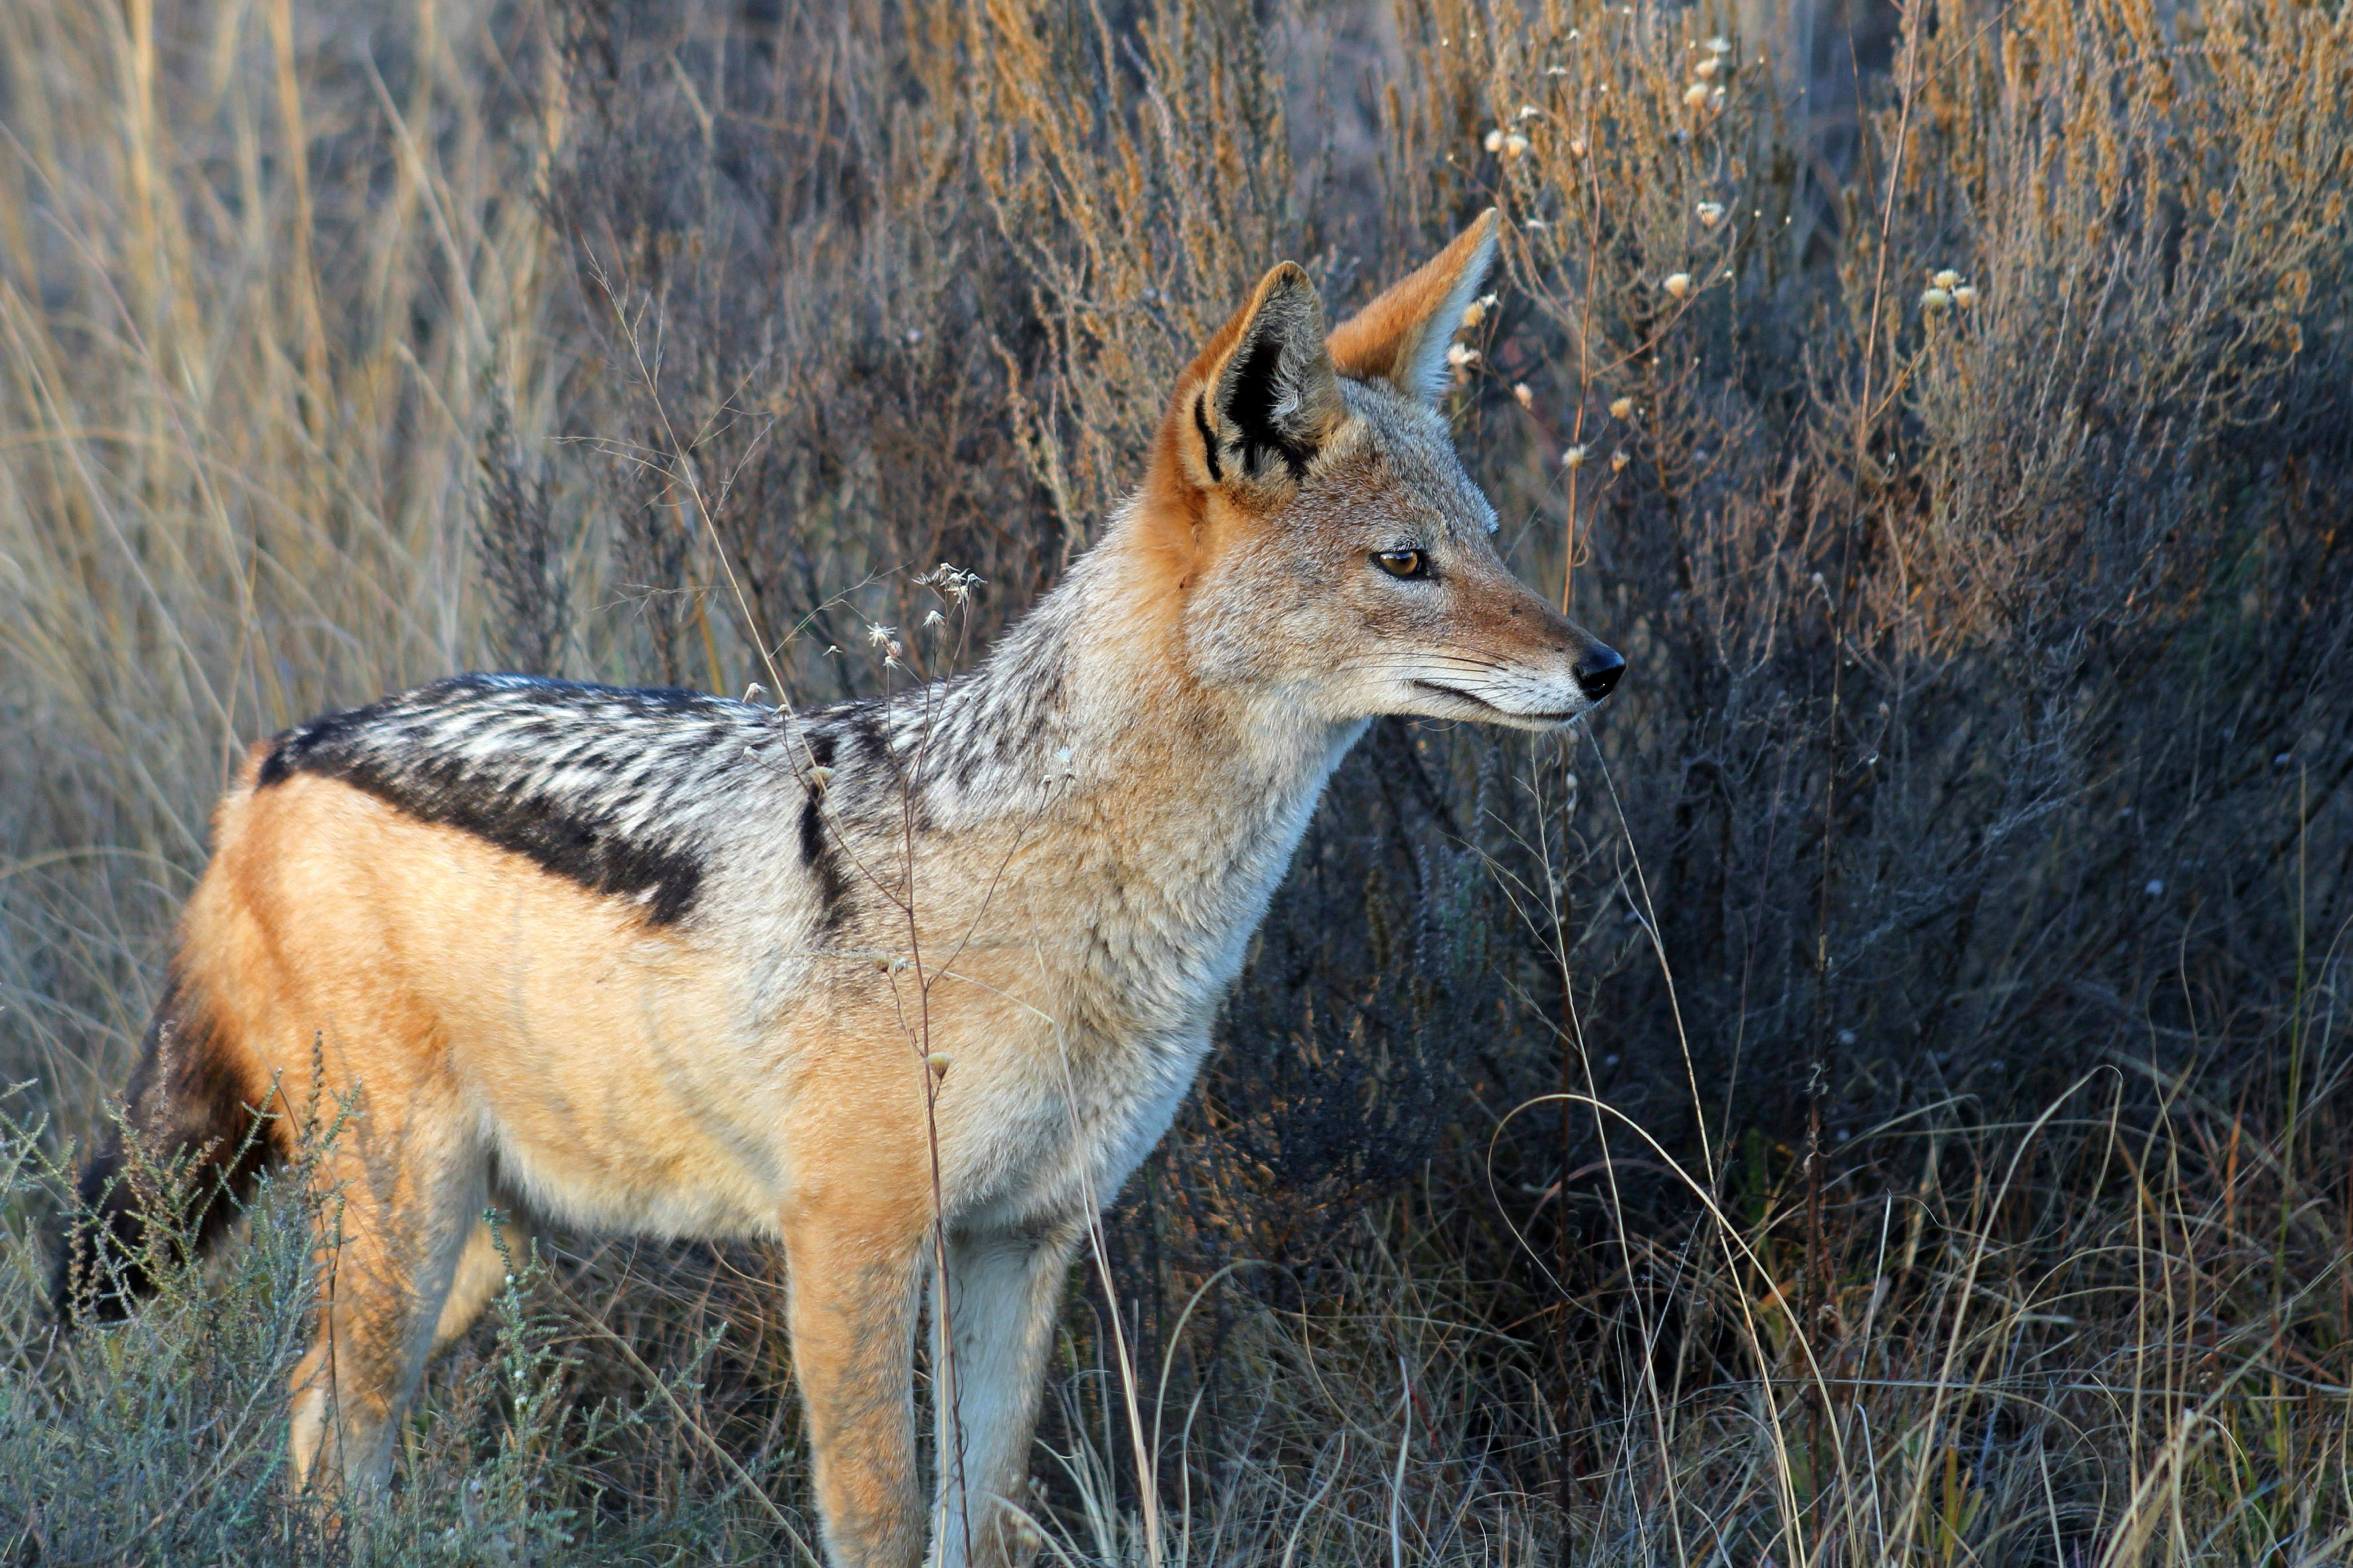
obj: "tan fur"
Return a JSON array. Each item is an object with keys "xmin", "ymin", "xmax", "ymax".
[
  {"xmin": 97, "ymin": 212, "xmax": 1622, "ymax": 1568},
  {"xmin": 1326, "ymin": 212, "xmax": 1500, "ymax": 396}
]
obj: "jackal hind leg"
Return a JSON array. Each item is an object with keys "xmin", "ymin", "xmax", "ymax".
[
  {"xmin": 428, "ymin": 1198, "xmax": 534, "ymax": 1356},
  {"xmin": 287, "ymin": 1088, "xmax": 486, "ymax": 1496},
  {"xmin": 930, "ymin": 1219, "xmax": 1085, "ymax": 1568},
  {"xmin": 784, "ymin": 1206, "xmax": 930, "ymax": 1568}
]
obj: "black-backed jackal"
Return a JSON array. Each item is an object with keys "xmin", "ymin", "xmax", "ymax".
[{"xmin": 58, "ymin": 212, "xmax": 1622, "ymax": 1568}]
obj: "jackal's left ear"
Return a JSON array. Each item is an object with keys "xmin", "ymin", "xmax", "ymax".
[
  {"xmin": 1326, "ymin": 209, "xmax": 1500, "ymax": 403},
  {"xmin": 1171, "ymin": 261, "xmax": 1346, "ymax": 495}
]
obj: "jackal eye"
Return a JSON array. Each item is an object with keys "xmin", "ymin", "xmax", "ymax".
[{"xmin": 1373, "ymin": 549, "xmax": 1427, "ymax": 580}]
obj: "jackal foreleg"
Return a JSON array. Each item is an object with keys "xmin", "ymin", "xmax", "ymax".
[
  {"xmin": 785, "ymin": 1207, "xmax": 930, "ymax": 1568},
  {"xmin": 930, "ymin": 1218, "xmax": 1084, "ymax": 1568}
]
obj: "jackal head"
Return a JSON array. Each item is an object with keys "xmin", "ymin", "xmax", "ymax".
[{"xmin": 1140, "ymin": 210, "xmax": 1623, "ymax": 731}]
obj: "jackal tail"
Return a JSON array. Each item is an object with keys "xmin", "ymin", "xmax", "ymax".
[{"xmin": 54, "ymin": 967, "xmax": 290, "ymax": 1322}]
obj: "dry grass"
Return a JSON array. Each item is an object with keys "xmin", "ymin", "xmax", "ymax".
[{"xmin": 2, "ymin": 0, "xmax": 2349, "ymax": 1562}]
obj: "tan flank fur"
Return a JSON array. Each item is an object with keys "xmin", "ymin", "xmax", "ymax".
[{"xmin": 60, "ymin": 210, "xmax": 1624, "ymax": 1568}]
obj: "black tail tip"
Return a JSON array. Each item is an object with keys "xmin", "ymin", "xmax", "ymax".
[{"xmin": 52, "ymin": 1144, "xmax": 159, "ymax": 1326}]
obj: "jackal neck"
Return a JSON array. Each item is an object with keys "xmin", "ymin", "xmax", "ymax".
[{"xmin": 918, "ymin": 516, "xmax": 1363, "ymax": 940}]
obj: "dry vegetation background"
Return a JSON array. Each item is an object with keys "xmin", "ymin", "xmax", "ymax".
[{"xmin": 2, "ymin": 0, "xmax": 2351, "ymax": 1561}]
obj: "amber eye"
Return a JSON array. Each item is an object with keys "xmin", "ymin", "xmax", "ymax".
[{"xmin": 1373, "ymin": 549, "xmax": 1427, "ymax": 579}]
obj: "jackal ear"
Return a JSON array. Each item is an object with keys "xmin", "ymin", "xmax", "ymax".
[
  {"xmin": 1174, "ymin": 261, "xmax": 1345, "ymax": 494},
  {"xmin": 1326, "ymin": 209, "xmax": 1500, "ymax": 404}
]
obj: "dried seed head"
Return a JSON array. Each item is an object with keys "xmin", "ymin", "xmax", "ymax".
[
  {"xmin": 1708, "ymin": 34, "xmax": 1732, "ymax": 53},
  {"xmin": 865, "ymin": 622, "xmax": 895, "ymax": 647},
  {"xmin": 1921, "ymin": 286, "xmax": 1952, "ymax": 316},
  {"xmin": 1610, "ymin": 448, "xmax": 1631, "ymax": 472},
  {"xmin": 1502, "ymin": 133, "xmax": 1530, "ymax": 158},
  {"xmin": 805, "ymin": 764, "xmax": 835, "ymax": 791},
  {"xmin": 1710, "ymin": 86, "xmax": 1727, "ymax": 109},
  {"xmin": 1518, "ymin": 104, "xmax": 1544, "ymax": 119},
  {"xmin": 1952, "ymin": 284, "xmax": 1978, "ymax": 307},
  {"xmin": 927, "ymin": 1051, "xmax": 952, "ymax": 1076},
  {"xmin": 1460, "ymin": 298, "xmax": 1486, "ymax": 328},
  {"xmin": 1694, "ymin": 56, "xmax": 1721, "ymax": 78},
  {"xmin": 1696, "ymin": 201, "xmax": 1724, "ymax": 227},
  {"xmin": 1446, "ymin": 342, "xmax": 1479, "ymax": 367},
  {"xmin": 1663, "ymin": 272, "xmax": 1694, "ymax": 299},
  {"xmin": 1932, "ymin": 268, "xmax": 1961, "ymax": 290},
  {"xmin": 1568, "ymin": 136, "xmax": 1588, "ymax": 157},
  {"xmin": 1484, "ymin": 128, "xmax": 1506, "ymax": 152},
  {"xmin": 1513, "ymin": 382, "xmax": 1534, "ymax": 408},
  {"xmin": 1609, "ymin": 396, "xmax": 1635, "ymax": 419},
  {"xmin": 1683, "ymin": 82, "xmax": 1711, "ymax": 109},
  {"xmin": 1562, "ymin": 445, "xmax": 1589, "ymax": 470}
]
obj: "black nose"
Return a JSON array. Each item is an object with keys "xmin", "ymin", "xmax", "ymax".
[{"xmin": 1574, "ymin": 643, "xmax": 1625, "ymax": 701}]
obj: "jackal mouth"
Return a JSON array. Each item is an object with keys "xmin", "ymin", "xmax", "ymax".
[{"xmin": 1411, "ymin": 680, "xmax": 1580, "ymax": 726}]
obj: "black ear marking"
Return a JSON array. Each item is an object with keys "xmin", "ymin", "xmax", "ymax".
[
  {"xmin": 1193, "ymin": 393, "xmax": 1224, "ymax": 484},
  {"xmin": 1188, "ymin": 262, "xmax": 1338, "ymax": 490},
  {"xmin": 1224, "ymin": 334, "xmax": 1314, "ymax": 481}
]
